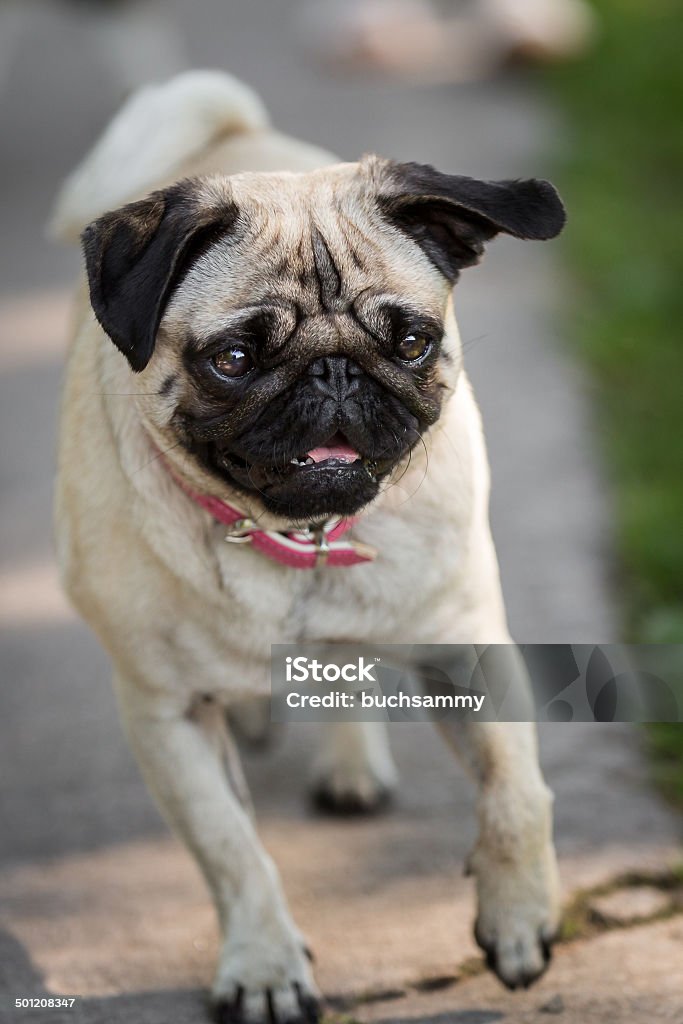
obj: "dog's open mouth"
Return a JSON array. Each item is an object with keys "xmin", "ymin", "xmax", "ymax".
[
  {"xmin": 208, "ymin": 429, "xmax": 389, "ymax": 518},
  {"xmin": 218, "ymin": 431, "xmax": 382, "ymax": 484},
  {"xmin": 288, "ymin": 432, "xmax": 362, "ymax": 471}
]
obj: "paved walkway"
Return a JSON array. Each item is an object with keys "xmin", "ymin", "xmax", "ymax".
[{"xmin": 0, "ymin": 2, "xmax": 680, "ymax": 1023}]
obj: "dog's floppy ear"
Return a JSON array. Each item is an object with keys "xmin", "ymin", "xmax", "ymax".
[
  {"xmin": 81, "ymin": 179, "xmax": 238, "ymax": 371},
  {"xmin": 377, "ymin": 160, "xmax": 566, "ymax": 280}
]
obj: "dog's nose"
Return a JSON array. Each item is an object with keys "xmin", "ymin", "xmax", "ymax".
[{"xmin": 308, "ymin": 356, "xmax": 362, "ymax": 399}]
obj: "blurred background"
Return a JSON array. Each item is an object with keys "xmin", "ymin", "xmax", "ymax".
[{"xmin": 0, "ymin": 1, "xmax": 681, "ymax": 1021}]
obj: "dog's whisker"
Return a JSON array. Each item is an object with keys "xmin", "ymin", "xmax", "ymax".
[
  {"xmin": 95, "ymin": 391, "xmax": 166, "ymax": 397},
  {"xmin": 380, "ymin": 431, "xmax": 419, "ymax": 495},
  {"xmin": 131, "ymin": 440, "xmax": 181, "ymax": 476},
  {"xmin": 439, "ymin": 427, "xmax": 468, "ymax": 476},
  {"xmin": 460, "ymin": 333, "xmax": 489, "ymax": 354},
  {"xmin": 384, "ymin": 446, "xmax": 413, "ymax": 493},
  {"xmin": 245, "ymin": 463, "xmax": 275, "ymax": 504},
  {"xmin": 389, "ymin": 434, "xmax": 430, "ymax": 508},
  {"xmin": 393, "ymin": 445, "xmax": 415, "ymax": 488}
]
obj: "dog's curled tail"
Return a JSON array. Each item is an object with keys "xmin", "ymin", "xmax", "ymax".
[{"xmin": 49, "ymin": 70, "xmax": 269, "ymax": 242}]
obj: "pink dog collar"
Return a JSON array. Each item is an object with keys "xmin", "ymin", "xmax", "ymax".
[{"xmin": 171, "ymin": 472, "xmax": 376, "ymax": 570}]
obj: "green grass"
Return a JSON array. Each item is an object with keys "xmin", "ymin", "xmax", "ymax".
[
  {"xmin": 645, "ymin": 724, "xmax": 683, "ymax": 807},
  {"xmin": 543, "ymin": 0, "xmax": 683, "ymax": 802}
]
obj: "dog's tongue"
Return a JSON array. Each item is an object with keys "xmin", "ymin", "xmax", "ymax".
[{"xmin": 307, "ymin": 442, "xmax": 360, "ymax": 464}]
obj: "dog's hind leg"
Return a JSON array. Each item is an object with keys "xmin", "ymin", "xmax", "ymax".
[
  {"xmin": 114, "ymin": 674, "xmax": 320, "ymax": 1024},
  {"xmin": 310, "ymin": 720, "xmax": 398, "ymax": 814}
]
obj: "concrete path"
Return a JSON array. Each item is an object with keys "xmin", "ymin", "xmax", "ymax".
[{"xmin": 0, "ymin": 2, "xmax": 680, "ymax": 1023}]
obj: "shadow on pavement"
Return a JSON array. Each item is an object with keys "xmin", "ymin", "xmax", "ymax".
[{"xmin": 1, "ymin": 925, "xmax": 210, "ymax": 1024}]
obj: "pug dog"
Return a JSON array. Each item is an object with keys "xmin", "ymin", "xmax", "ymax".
[{"xmin": 53, "ymin": 71, "xmax": 565, "ymax": 1022}]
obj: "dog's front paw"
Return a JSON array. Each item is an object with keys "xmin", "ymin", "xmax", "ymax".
[
  {"xmin": 212, "ymin": 936, "xmax": 320, "ymax": 1024},
  {"xmin": 471, "ymin": 843, "xmax": 561, "ymax": 990}
]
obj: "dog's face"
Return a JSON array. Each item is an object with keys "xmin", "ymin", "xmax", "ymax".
[{"xmin": 83, "ymin": 158, "xmax": 564, "ymax": 521}]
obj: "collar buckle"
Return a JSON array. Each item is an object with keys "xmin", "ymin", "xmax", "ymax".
[
  {"xmin": 224, "ymin": 518, "xmax": 256, "ymax": 544},
  {"xmin": 312, "ymin": 526, "xmax": 330, "ymax": 567}
]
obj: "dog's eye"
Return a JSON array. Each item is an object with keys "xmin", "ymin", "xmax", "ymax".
[
  {"xmin": 212, "ymin": 346, "xmax": 253, "ymax": 378},
  {"xmin": 396, "ymin": 333, "xmax": 431, "ymax": 363}
]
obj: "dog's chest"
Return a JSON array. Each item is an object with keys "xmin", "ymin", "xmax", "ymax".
[
  {"xmin": 151, "ymin": 493, "xmax": 466, "ymax": 702},
  {"xmin": 209, "ymin": 507, "xmax": 459, "ymax": 647}
]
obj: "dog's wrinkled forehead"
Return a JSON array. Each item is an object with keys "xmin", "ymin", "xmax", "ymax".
[{"xmin": 164, "ymin": 163, "xmax": 448, "ymax": 341}]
